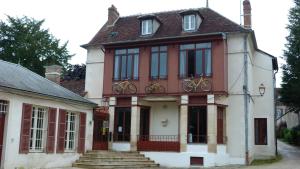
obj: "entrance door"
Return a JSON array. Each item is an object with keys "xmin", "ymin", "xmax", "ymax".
[
  {"xmin": 139, "ymin": 107, "xmax": 150, "ymax": 141},
  {"xmin": 114, "ymin": 107, "xmax": 131, "ymax": 141},
  {"xmin": 93, "ymin": 111, "xmax": 109, "ymax": 150},
  {"xmin": 0, "ymin": 114, "xmax": 5, "ymax": 165}
]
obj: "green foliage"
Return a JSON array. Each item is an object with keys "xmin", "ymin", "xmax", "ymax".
[
  {"xmin": 0, "ymin": 15, "xmax": 73, "ymax": 76},
  {"xmin": 63, "ymin": 64, "xmax": 86, "ymax": 80},
  {"xmin": 281, "ymin": 0, "xmax": 300, "ymax": 112},
  {"xmin": 280, "ymin": 125, "xmax": 300, "ymax": 145}
]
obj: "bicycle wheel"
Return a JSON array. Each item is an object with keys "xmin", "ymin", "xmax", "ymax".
[
  {"xmin": 128, "ymin": 83, "xmax": 137, "ymax": 94},
  {"xmin": 145, "ymin": 86, "xmax": 152, "ymax": 94},
  {"xmin": 200, "ymin": 79, "xmax": 212, "ymax": 91},
  {"xmin": 112, "ymin": 83, "xmax": 122, "ymax": 94},
  {"xmin": 182, "ymin": 80, "xmax": 193, "ymax": 92}
]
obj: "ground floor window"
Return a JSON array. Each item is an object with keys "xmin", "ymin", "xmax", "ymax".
[
  {"xmin": 188, "ymin": 106, "xmax": 207, "ymax": 143},
  {"xmin": 114, "ymin": 107, "xmax": 131, "ymax": 141},
  {"xmin": 30, "ymin": 106, "xmax": 47, "ymax": 152},
  {"xmin": 255, "ymin": 118, "xmax": 267, "ymax": 145},
  {"xmin": 65, "ymin": 112, "xmax": 77, "ymax": 151}
]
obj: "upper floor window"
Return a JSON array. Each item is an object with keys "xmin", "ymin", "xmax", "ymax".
[
  {"xmin": 141, "ymin": 19, "xmax": 153, "ymax": 35},
  {"xmin": 114, "ymin": 48, "xmax": 139, "ymax": 80},
  {"xmin": 183, "ymin": 15, "xmax": 196, "ymax": 31},
  {"xmin": 179, "ymin": 43, "xmax": 212, "ymax": 78},
  {"xmin": 151, "ymin": 46, "xmax": 167, "ymax": 79},
  {"xmin": 30, "ymin": 106, "xmax": 47, "ymax": 152}
]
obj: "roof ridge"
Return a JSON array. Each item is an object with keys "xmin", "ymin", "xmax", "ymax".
[
  {"xmin": 120, "ymin": 7, "xmax": 205, "ymax": 18},
  {"xmin": 0, "ymin": 59, "xmax": 93, "ymax": 104}
]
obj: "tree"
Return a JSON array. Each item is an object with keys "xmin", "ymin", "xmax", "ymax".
[
  {"xmin": 0, "ymin": 15, "xmax": 73, "ymax": 76},
  {"xmin": 63, "ymin": 64, "xmax": 86, "ymax": 81},
  {"xmin": 281, "ymin": 0, "xmax": 300, "ymax": 116}
]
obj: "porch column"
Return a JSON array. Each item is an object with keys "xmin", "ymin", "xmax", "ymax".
[
  {"xmin": 130, "ymin": 96, "xmax": 140, "ymax": 151},
  {"xmin": 180, "ymin": 95, "xmax": 188, "ymax": 152},
  {"xmin": 108, "ymin": 97, "xmax": 116, "ymax": 150},
  {"xmin": 207, "ymin": 95, "xmax": 217, "ymax": 153}
]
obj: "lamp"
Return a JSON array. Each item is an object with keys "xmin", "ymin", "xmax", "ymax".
[{"xmin": 259, "ymin": 84, "xmax": 266, "ymax": 96}]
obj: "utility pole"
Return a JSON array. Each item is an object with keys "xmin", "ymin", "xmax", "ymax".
[{"xmin": 206, "ymin": 0, "xmax": 209, "ymax": 8}]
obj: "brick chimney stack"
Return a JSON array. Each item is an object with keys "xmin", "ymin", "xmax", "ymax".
[
  {"xmin": 243, "ymin": 0, "xmax": 252, "ymax": 29},
  {"xmin": 107, "ymin": 5, "xmax": 119, "ymax": 26},
  {"xmin": 44, "ymin": 65, "xmax": 62, "ymax": 84}
]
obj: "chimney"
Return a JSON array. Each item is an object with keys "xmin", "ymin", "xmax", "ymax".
[
  {"xmin": 44, "ymin": 65, "xmax": 62, "ymax": 84},
  {"xmin": 243, "ymin": 0, "xmax": 252, "ymax": 29},
  {"xmin": 107, "ymin": 5, "xmax": 119, "ymax": 26}
]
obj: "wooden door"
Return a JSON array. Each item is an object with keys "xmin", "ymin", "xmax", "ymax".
[
  {"xmin": 93, "ymin": 112, "xmax": 109, "ymax": 150},
  {"xmin": 0, "ymin": 114, "xmax": 5, "ymax": 165},
  {"xmin": 139, "ymin": 107, "xmax": 150, "ymax": 141},
  {"xmin": 114, "ymin": 107, "xmax": 131, "ymax": 141}
]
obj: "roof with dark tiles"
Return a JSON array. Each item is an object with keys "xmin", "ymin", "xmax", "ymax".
[{"xmin": 84, "ymin": 8, "xmax": 248, "ymax": 47}]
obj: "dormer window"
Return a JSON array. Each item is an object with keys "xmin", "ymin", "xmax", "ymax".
[
  {"xmin": 183, "ymin": 14, "xmax": 196, "ymax": 31},
  {"xmin": 141, "ymin": 19, "xmax": 153, "ymax": 35}
]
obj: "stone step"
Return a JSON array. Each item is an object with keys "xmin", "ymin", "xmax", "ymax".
[
  {"xmin": 78, "ymin": 158, "xmax": 152, "ymax": 162},
  {"xmin": 79, "ymin": 156, "xmax": 147, "ymax": 160},
  {"xmin": 75, "ymin": 161, "xmax": 156, "ymax": 165},
  {"xmin": 84, "ymin": 152, "xmax": 143, "ymax": 156},
  {"xmin": 73, "ymin": 163, "xmax": 159, "ymax": 169}
]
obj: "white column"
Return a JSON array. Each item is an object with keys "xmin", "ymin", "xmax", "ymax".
[
  {"xmin": 108, "ymin": 97, "xmax": 116, "ymax": 150},
  {"xmin": 207, "ymin": 94, "xmax": 217, "ymax": 153},
  {"xmin": 130, "ymin": 96, "xmax": 140, "ymax": 151},
  {"xmin": 180, "ymin": 95, "xmax": 188, "ymax": 152}
]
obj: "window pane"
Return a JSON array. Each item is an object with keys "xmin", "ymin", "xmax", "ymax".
[
  {"xmin": 184, "ymin": 15, "xmax": 189, "ymax": 30},
  {"xmin": 152, "ymin": 47, "xmax": 159, "ymax": 52},
  {"xmin": 180, "ymin": 44, "xmax": 195, "ymax": 50},
  {"xmin": 128, "ymin": 48, "xmax": 139, "ymax": 54},
  {"xmin": 159, "ymin": 52, "xmax": 167, "ymax": 78},
  {"xmin": 196, "ymin": 43, "xmax": 211, "ymax": 49},
  {"xmin": 196, "ymin": 50, "xmax": 203, "ymax": 76},
  {"xmin": 180, "ymin": 51, "xmax": 186, "ymax": 77},
  {"xmin": 205, "ymin": 49, "xmax": 212, "ymax": 76},
  {"xmin": 121, "ymin": 55, "xmax": 127, "ymax": 80},
  {"xmin": 160, "ymin": 46, "xmax": 167, "ymax": 52},
  {"xmin": 133, "ymin": 54, "xmax": 139, "ymax": 79},
  {"xmin": 127, "ymin": 55, "xmax": 132, "ymax": 79},
  {"xmin": 114, "ymin": 55, "xmax": 120, "ymax": 80},
  {"xmin": 148, "ymin": 20, "xmax": 153, "ymax": 34},
  {"xmin": 187, "ymin": 50, "xmax": 195, "ymax": 77},
  {"xmin": 151, "ymin": 53, "xmax": 159, "ymax": 78},
  {"xmin": 115, "ymin": 49, "xmax": 126, "ymax": 55},
  {"xmin": 190, "ymin": 15, "xmax": 195, "ymax": 30},
  {"xmin": 142, "ymin": 20, "xmax": 147, "ymax": 35}
]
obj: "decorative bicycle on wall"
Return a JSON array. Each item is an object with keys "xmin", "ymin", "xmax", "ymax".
[
  {"xmin": 182, "ymin": 76, "xmax": 211, "ymax": 92},
  {"xmin": 112, "ymin": 80, "xmax": 137, "ymax": 94},
  {"xmin": 145, "ymin": 82, "xmax": 166, "ymax": 94}
]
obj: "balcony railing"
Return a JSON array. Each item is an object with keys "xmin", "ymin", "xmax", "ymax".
[{"xmin": 137, "ymin": 135, "xmax": 180, "ymax": 152}]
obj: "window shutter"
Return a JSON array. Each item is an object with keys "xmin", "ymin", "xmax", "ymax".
[
  {"xmin": 217, "ymin": 108, "xmax": 224, "ymax": 144},
  {"xmin": 19, "ymin": 103, "xmax": 32, "ymax": 154},
  {"xmin": 46, "ymin": 107, "xmax": 57, "ymax": 153},
  {"xmin": 78, "ymin": 112, "xmax": 86, "ymax": 153},
  {"xmin": 56, "ymin": 109, "xmax": 66, "ymax": 153}
]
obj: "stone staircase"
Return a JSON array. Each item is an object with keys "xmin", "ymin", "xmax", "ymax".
[{"xmin": 72, "ymin": 150, "xmax": 160, "ymax": 169}]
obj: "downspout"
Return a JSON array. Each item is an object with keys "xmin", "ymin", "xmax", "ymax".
[
  {"xmin": 243, "ymin": 33, "xmax": 249, "ymax": 165},
  {"xmin": 273, "ymin": 68, "xmax": 278, "ymax": 156}
]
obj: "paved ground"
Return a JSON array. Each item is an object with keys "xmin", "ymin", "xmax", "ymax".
[{"xmin": 53, "ymin": 140, "xmax": 300, "ymax": 169}]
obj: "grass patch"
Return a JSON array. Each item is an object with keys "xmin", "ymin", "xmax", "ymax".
[{"xmin": 251, "ymin": 154, "xmax": 282, "ymax": 166}]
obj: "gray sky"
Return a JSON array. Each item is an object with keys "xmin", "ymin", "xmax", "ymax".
[{"xmin": 0, "ymin": 0, "xmax": 294, "ymax": 86}]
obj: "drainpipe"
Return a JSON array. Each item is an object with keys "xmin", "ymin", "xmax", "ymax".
[
  {"xmin": 274, "ymin": 68, "xmax": 278, "ymax": 156},
  {"xmin": 243, "ymin": 33, "xmax": 249, "ymax": 165}
]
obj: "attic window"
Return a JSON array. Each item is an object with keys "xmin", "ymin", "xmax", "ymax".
[
  {"xmin": 183, "ymin": 14, "xmax": 196, "ymax": 31},
  {"xmin": 141, "ymin": 19, "xmax": 153, "ymax": 35}
]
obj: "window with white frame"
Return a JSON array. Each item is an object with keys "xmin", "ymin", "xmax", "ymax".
[
  {"xmin": 65, "ymin": 112, "xmax": 77, "ymax": 151},
  {"xmin": 141, "ymin": 19, "xmax": 153, "ymax": 35},
  {"xmin": 183, "ymin": 14, "xmax": 196, "ymax": 31},
  {"xmin": 29, "ymin": 106, "xmax": 47, "ymax": 151},
  {"xmin": 0, "ymin": 100, "xmax": 9, "ymax": 115}
]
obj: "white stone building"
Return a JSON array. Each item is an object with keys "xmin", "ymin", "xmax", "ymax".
[
  {"xmin": 83, "ymin": 0, "xmax": 278, "ymax": 167},
  {"xmin": 0, "ymin": 61, "xmax": 96, "ymax": 169}
]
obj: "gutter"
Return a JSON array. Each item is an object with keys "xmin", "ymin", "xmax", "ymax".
[{"xmin": 0, "ymin": 85, "xmax": 97, "ymax": 108}]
